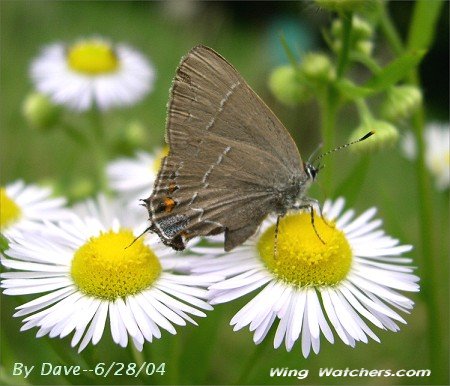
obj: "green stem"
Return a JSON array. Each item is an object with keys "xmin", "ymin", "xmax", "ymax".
[
  {"xmin": 88, "ymin": 106, "xmax": 109, "ymax": 193},
  {"xmin": 378, "ymin": 1, "xmax": 404, "ymax": 55},
  {"xmin": 319, "ymin": 11, "xmax": 353, "ymax": 194},
  {"xmin": 410, "ymin": 72, "xmax": 443, "ymax": 384},
  {"xmin": 320, "ymin": 87, "xmax": 339, "ymax": 194},
  {"xmin": 336, "ymin": 12, "xmax": 353, "ymax": 78},
  {"xmin": 61, "ymin": 122, "xmax": 90, "ymax": 147},
  {"xmin": 379, "ymin": 2, "xmax": 445, "ymax": 382},
  {"xmin": 354, "ymin": 98, "xmax": 374, "ymax": 126},
  {"xmin": 350, "ymin": 52, "xmax": 381, "ymax": 74}
]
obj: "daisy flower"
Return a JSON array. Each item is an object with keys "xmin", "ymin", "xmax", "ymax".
[
  {"xmin": 1, "ymin": 196, "xmax": 217, "ymax": 352},
  {"xmin": 107, "ymin": 147, "xmax": 168, "ymax": 210},
  {"xmin": 30, "ymin": 37, "xmax": 155, "ymax": 111},
  {"xmin": 1, "ymin": 180, "xmax": 71, "ymax": 237},
  {"xmin": 401, "ymin": 122, "xmax": 450, "ymax": 190},
  {"xmin": 193, "ymin": 198, "xmax": 419, "ymax": 357}
]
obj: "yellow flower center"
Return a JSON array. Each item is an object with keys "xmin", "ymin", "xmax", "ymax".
[
  {"xmin": 152, "ymin": 146, "xmax": 170, "ymax": 172},
  {"xmin": 67, "ymin": 40, "xmax": 119, "ymax": 75},
  {"xmin": 70, "ymin": 229, "xmax": 161, "ymax": 300},
  {"xmin": 257, "ymin": 212, "xmax": 352, "ymax": 287},
  {"xmin": 0, "ymin": 188, "xmax": 22, "ymax": 230}
]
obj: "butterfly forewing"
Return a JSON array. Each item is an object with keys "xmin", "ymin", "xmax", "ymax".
[{"xmin": 146, "ymin": 45, "xmax": 304, "ymax": 251}]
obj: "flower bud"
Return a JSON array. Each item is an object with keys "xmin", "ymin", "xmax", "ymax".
[
  {"xmin": 268, "ymin": 65, "xmax": 310, "ymax": 106},
  {"xmin": 331, "ymin": 15, "xmax": 373, "ymax": 56},
  {"xmin": 355, "ymin": 39, "xmax": 373, "ymax": 56},
  {"xmin": 349, "ymin": 120, "xmax": 399, "ymax": 153},
  {"xmin": 331, "ymin": 15, "xmax": 373, "ymax": 40},
  {"xmin": 381, "ymin": 85, "xmax": 423, "ymax": 121},
  {"xmin": 23, "ymin": 92, "xmax": 62, "ymax": 130},
  {"xmin": 300, "ymin": 53, "xmax": 334, "ymax": 82},
  {"xmin": 124, "ymin": 120, "xmax": 147, "ymax": 148}
]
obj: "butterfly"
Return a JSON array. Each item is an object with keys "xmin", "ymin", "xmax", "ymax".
[{"xmin": 144, "ymin": 45, "xmax": 372, "ymax": 251}]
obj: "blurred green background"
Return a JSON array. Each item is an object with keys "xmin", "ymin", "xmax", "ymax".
[{"xmin": 1, "ymin": 1, "xmax": 449, "ymax": 385}]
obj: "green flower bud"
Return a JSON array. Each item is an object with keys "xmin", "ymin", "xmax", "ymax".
[
  {"xmin": 355, "ymin": 39, "xmax": 373, "ymax": 56},
  {"xmin": 331, "ymin": 15, "xmax": 373, "ymax": 57},
  {"xmin": 381, "ymin": 85, "xmax": 423, "ymax": 121},
  {"xmin": 315, "ymin": 0, "xmax": 371, "ymax": 13},
  {"xmin": 349, "ymin": 120, "xmax": 399, "ymax": 153},
  {"xmin": 124, "ymin": 120, "xmax": 147, "ymax": 148},
  {"xmin": 352, "ymin": 16, "xmax": 374, "ymax": 40},
  {"xmin": 268, "ymin": 65, "xmax": 310, "ymax": 106},
  {"xmin": 300, "ymin": 53, "xmax": 334, "ymax": 82},
  {"xmin": 331, "ymin": 15, "xmax": 373, "ymax": 40},
  {"xmin": 23, "ymin": 92, "xmax": 62, "ymax": 130}
]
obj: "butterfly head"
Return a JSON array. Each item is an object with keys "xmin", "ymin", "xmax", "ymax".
[{"xmin": 304, "ymin": 162, "xmax": 320, "ymax": 181}]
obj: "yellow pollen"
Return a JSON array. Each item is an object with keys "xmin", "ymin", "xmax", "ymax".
[
  {"xmin": 257, "ymin": 212, "xmax": 352, "ymax": 287},
  {"xmin": 152, "ymin": 146, "xmax": 170, "ymax": 172},
  {"xmin": 0, "ymin": 188, "xmax": 22, "ymax": 230},
  {"xmin": 67, "ymin": 40, "xmax": 119, "ymax": 75},
  {"xmin": 70, "ymin": 229, "xmax": 161, "ymax": 300}
]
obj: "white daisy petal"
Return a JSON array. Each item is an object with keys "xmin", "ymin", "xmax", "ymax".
[
  {"xmin": 253, "ymin": 313, "xmax": 277, "ymax": 344},
  {"xmin": 321, "ymin": 289, "xmax": 353, "ymax": 346},
  {"xmin": 137, "ymin": 293, "xmax": 177, "ymax": 335},
  {"xmin": 71, "ymin": 300, "xmax": 101, "ymax": 347},
  {"xmin": 290, "ymin": 290, "xmax": 307, "ymax": 342},
  {"xmin": 301, "ymin": 309, "xmax": 312, "ymax": 358},
  {"xmin": 127, "ymin": 297, "xmax": 159, "ymax": 342},
  {"xmin": 1, "ymin": 195, "xmax": 215, "ymax": 352},
  {"xmin": 1, "ymin": 180, "xmax": 71, "ymax": 237},
  {"xmin": 401, "ymin": 123, "xmax": 449, "ymax": 190},
  {"xmin": 91, "ymin": 302, "xmax": 109, "ymax": 345},
  {"xmin": 60, "ymin": 297, "xmax": 96, "ymax": 338},
  {"xmin": 306, "ymin": 289, "xmax": 321, "ymax": 339},
  {"xmin": 233, "ymin": 281, "xmax": 278, "ymax": 330},
  {"xmin": 200, "ymin": 197, "xmax": 418, "ymax": 356},
  {"xmin": 210, "ymin": 276, "xmax": 271, "ymax": 304},
  {"xmin": 30, "ymin": 38, "xmax": 155, "ymax": 111}
]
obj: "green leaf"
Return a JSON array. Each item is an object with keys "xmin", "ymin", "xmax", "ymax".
[
  {"xmin": 279, "ymin": 34, "xmax": 299, "ymax": 68},
  {"xmin": 407, "ymin": 0, "xmax": 445, "ymax": 51},
  {"xmin": 336, "ymin": 79, "xmax": 373, "ymax": 99},
  {"xmin": 364, "ymin": 50, "xmax": 426, "ymax": 91}
]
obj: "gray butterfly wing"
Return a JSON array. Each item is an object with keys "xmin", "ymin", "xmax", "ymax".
[{"xmin": 145, "ymin": 45, "xmax": 303, "ymax": 251}]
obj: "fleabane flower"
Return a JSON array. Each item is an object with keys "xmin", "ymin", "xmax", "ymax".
[
  {"xmin": 1, "ymin": 180, "xmax": 71, "ymax": 237},
  {"xmin": 193, "ymin": 198, "xmax": 419, "ymax": 357},
  {"xmin": 30, "ymin": 37, "xmax": 155, "ymax": 111},
  {"xmin": 107, "ymin": 147, "xmax": 168, "ymax": 211},
  {"xmin": 1, "ymin": 197, "xmax": 217, "ymax": 352},
  {"xmin": 401, "ymin": 123, "xmax": 449, "ymax": 190}
]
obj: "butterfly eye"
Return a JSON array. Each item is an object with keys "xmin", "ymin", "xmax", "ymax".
[{"xmin": 305, "ymin": 164, "xmax": 318, "ymax": 180}]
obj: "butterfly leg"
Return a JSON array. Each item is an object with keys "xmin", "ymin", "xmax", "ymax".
[
  {"xmin": 274, "ymin": 215, "xmax": 281, "ymax": 260},
  {"xmin": 295, "ymin": 200, "xmax": 326, "ymax": 244},
  {"xmin": 298, "ymin": 197, "xmax": 332, "ymax": 228}
]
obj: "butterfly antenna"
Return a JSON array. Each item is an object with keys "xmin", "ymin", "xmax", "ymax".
[
  {"xmin": 307, "ymin": 142, "xmax": 324, "ymax": 164},
  {"xmin": 125, "ymin": 225, "xmax": 152, "ymax": 249},
  {"xmin": 313, "ymin": 131, "xmax": 375, "ymax": 164}
]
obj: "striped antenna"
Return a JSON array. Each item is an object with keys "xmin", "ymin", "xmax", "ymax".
[{"xmin": 313, "ymin": 131, "xmax": 375, "ymax": 164}]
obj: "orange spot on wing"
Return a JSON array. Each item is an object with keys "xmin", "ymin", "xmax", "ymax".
[
  {"xmin": 168, "ymin": 182, "xmax": 178, "ymax": 193},
  {"xmin": 163, "ymin": 197, "xmax": 176, "ymax": 213}
]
